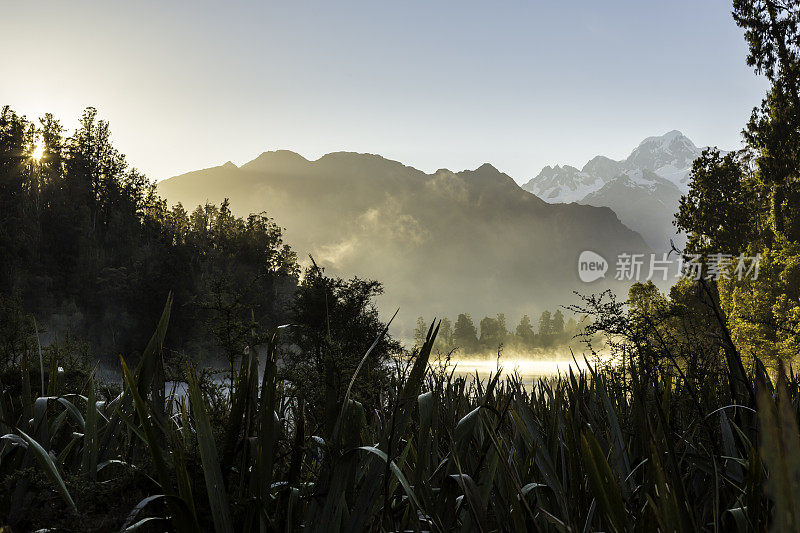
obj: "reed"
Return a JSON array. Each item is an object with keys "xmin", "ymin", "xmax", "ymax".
[{"xmin": 0, "ymin": 295, "xmax": 796, "ymax": 531}]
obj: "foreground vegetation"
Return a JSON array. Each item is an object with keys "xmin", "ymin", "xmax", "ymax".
[{"xmin": 0, "ymin": 288, "xmax": 798, "ymax": 531}]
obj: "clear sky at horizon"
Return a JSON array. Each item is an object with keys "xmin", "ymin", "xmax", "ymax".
[{"xmin": 2, "ymin": 0, "xmax": 769, "ymax": 183}]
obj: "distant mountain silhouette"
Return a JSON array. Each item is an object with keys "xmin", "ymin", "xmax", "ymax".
[{"xmin": 158, "ymin": 151, "xmax": 649, "ymax": 336}]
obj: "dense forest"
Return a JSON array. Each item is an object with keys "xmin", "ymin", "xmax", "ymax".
[
  {"xmin": 0, "ymin": 105, "xmax": 301, "ymax": 363},
  {"xmin": 0, "ymin": 0, "xmax": 799, "ymax": 531}
]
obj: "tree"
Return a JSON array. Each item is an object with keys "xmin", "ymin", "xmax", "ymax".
[
  {"xmin": 666, "ymin": 1, "xmax": 800, "ymax": 370},
  {"xmin": 0, "ymin": 109, "xmax": 23, "ymax": 290},
  {"xmin": 413, "ymin": 316, "xmax": 427, "ymax": 348},
  {"xmin": 565, "ymin": 317, "xmax": 578, "ymax": 337},
  {"xmin": 0, "ymin": 295, "xmax": 35, "ymax": 371},
  {"xmin": 538, "ymin": 311, "xmax": 552, "ymax": 337},
  {"xmin": 0, "ymin": 106, "xmax": 300, "ymax": 361},
  {"xmin": 284, "ymin": 261, "xmax": 401, "ymax": 432},
  {"xmin": 479, "ymin": 315, "xmax": 505, "ymax": 352},
  {"xmin": 434, "ymin": 317, "xmax": 454, "ymax": 354},
  {"xmin": 674, "ymin": 149, "xmax": 761, "ymax": 258},
  {"xmin": 733, "ymin": 0, "xmax": 800, "ymax": 242},
  {"xmin": 628, "ymin": 281, "xmax": 667, "ymax": 316},
  {"xmin": 552, "ymin": 310, "xmax": 565, "ymax": 336},
  {"xmin": 515, "ymin": 314, "xmax": 535, "ymax": 347},
  {"xmin": 538, "ymin": 310, "xmax": 553, "ymax": 347},
  {"xmin": 65, "ymin": 107, "xmax": 127, "ymax": 235},
  {"xmin": 205, "ymin": 276, "xmax": 258, "ymax": 391},
  {"xmin": 453, "ymin": 313, "xmax": 479, "ymax": 353}
]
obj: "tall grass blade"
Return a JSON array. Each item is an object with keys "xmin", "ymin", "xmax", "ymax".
[
  {"xmin": 121, "ymin": 357, "xmax": 198, "ymax": 533},
  {"xmin": 186, "ymin": 363, "xmax": 234, "ymax": 533},
  {"xmin": 83, "ymin": 373, "xmax": 98, "ymax": 480},
  {"xmin": 580, "ymin": 430, "xmax": 626, "ymax": 533},
  {"xmin": 16, "ymin": 428, "xmax": 77, "ymax": 513}
]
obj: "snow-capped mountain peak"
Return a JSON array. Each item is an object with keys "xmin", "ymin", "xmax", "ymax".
[
  {"xmin": 522, "ymin": 130, "xmax": 701, "ymax": 204},
  {"xmin": 525, "ymin": 164, "xmax": 603, "ymax": 204},
  {"xmin": 636, "ymin": 129, "xmax": 690, "ymax": 149},
  {"xmin": 625, "ymin": 130, "xmax": 700, "ymax": 187},
  {"xmin": 520, "ymin": 131, "xmax": 711, "ymax": 250}
]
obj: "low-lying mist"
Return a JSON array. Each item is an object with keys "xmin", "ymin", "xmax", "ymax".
[{"xmin": 429, "ymin": 344, "xmax": 612, "ymax": 381}]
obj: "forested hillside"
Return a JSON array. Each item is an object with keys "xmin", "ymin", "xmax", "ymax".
[
  {"xmin": 158, "ymin": 150, "xmax": 649, "ymax": 334},
  {"xmin": 0, "ymin": 107, "xmax": 299, "ymax": 361}
]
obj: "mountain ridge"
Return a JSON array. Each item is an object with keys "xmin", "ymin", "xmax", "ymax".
[{"xmin": 158, "ymin": 149, "xmax": 648, "ymax": 334}]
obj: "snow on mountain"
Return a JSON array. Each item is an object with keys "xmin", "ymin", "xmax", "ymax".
[
  {"xmin": 521, "ymin": 131, "xmax": 706, "ymax": 250},
  {"xmin": 526, "ymin": 165, "xmax": 605, "ymax": 204},
  {"xmin": 626, "ymin": 130, "xmax": 700, "ymax": 189},
  {"xmin": 522, "ymin": 130, "xmax": 701, "ymax": 204},
  {"xmin": 581, "ymin": 155, "xmax": 625, "ymax": 182},
  {"xmin": 580, "ymin": 170, "xmax": 685, "ymax": 250}
]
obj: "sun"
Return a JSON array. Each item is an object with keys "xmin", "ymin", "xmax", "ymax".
[{"xmin": 31, "ymin": 144, "xmax": 44, "ymax": 161}]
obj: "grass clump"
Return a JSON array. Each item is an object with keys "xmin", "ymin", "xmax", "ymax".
[{"xmin": 0, "ymin": 288, "xmax": 797, "ymax": 532}]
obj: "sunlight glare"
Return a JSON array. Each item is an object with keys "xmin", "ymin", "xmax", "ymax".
[{"xmin": 31, "ymin": 144, "xmax": 44, "ymax": 161}]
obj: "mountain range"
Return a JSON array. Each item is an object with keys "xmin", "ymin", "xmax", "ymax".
[
  {"xmin": 522, "ymin": 130, "xmax": 707, "ymax": 249},
  {"xmin": 157, "ymin": 151, "xmax": 648, "ymax": 335}
]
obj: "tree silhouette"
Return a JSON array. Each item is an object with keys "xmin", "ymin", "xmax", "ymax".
[{"xmin": 453, "ymin": 313, "xmax": 479, "ymax": 353}]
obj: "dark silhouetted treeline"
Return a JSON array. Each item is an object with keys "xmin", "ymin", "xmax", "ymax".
[
  {"xmin": 0, "ymin": 106, "xmax": 300, "ymax": 362},
  {"xmin": 413, "ymin": 309, "xmax": 590, "ymax": 355}
]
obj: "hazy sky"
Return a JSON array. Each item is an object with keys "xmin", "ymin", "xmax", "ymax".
[{"xmin": 3, "ymin": 0, "xmax": 768, "ymax": 183}]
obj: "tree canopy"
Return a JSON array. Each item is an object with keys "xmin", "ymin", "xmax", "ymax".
[{"xmin": 0, "ymin": 106, "xmax": 299, "ymax": 363}]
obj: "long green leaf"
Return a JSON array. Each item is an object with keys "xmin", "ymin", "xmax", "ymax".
[
  {"xmin": 186, "ymin": 363, "xmax": 234, "ymax": 533},
  {"xmin": 121, "ymin": 357, "xmax": 198, "ymax": 533},
  {"xmin": 16, "ymin": 428, "xmax": 77, "ymax": 513},
  {"xmin": 83, "ymin": 376, "xmax": 98, "ymax": 479},
  {"xmin": 580, "ymin": 430, "xmax": 626, "ymax": 533}
]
